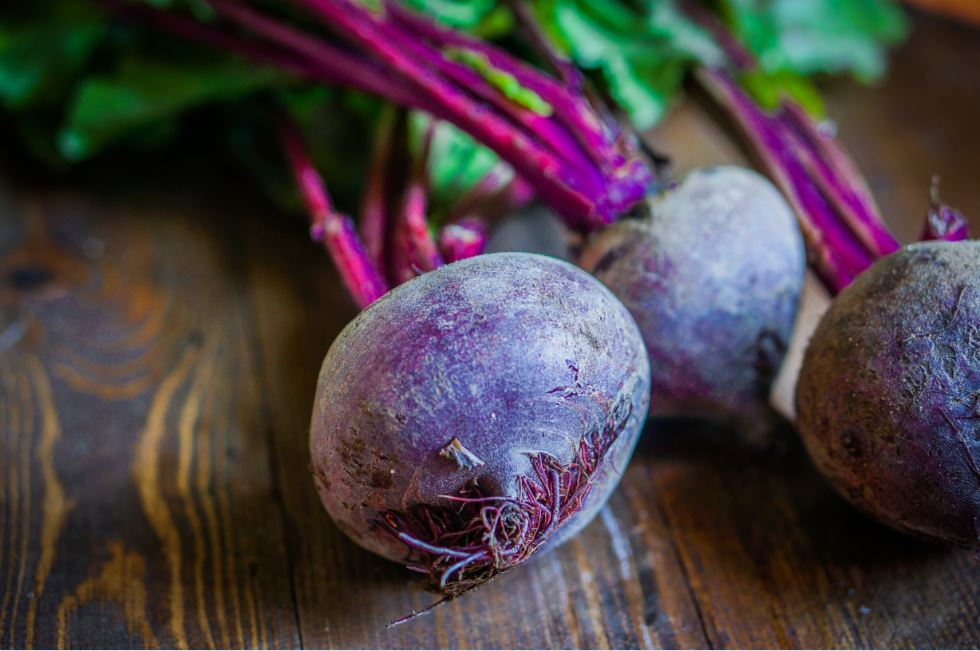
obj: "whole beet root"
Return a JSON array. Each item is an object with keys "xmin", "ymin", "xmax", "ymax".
[
  {"xmin": 579, "ymin": 166, "xmax": 805, "ymax": 435},
  {"xmin": 797, "ymin": 241, "xmax": 980, "ymax": 545},
  {"xmin": 309, "ymin": 252, "xmax": 650, "ymax": 595}
]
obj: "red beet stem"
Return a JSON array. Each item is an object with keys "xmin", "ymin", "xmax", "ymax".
[
  {"xmin": 505, "ymin": 0, "xmax": 586, "ymax": 92},
  {"xmin": 114, "ymin": 0, "xmax": 652, "ymax": 230},
  {"xmin": 696, "ymin": 69, "xmax": 870, "ymax": 293},
  {"xmin": 778, "ymin": 102, "xmax": 899, "ymax": 258},
  {"xmin": 681, "ymin": 2, "xmax": 926, "ymax": 294},
  {"xmin": 279, "ymin": 121, "xmax": 389, "ymax": 308},
  {"xmin": 383, "ymin": 2, "xmax": 604, "ymax": 163},
  {"xmin": 446, "ymin": 166, "xmax": 535, "ymax": 225},
  {"xmin": 439, "ymin": 218, "xmax": 488, "ymax": 263},
  {"xmin": 288, "ymin": 0, "xmax": 613, "ymax": 229},
  {"xmin": 210, "ymin": 0, "xmax": 437, "ymax": 110},
  {"xmin": 392, "ymin": 118, "xmax": 443, "ymax": 283},
  {"xmin": 359, "ymin": 107, "xmax": 398, "ymax": 270}
]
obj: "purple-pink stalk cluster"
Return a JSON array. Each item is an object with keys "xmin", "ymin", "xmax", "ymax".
[
  {"xmin": 113, "ymin": 0, "xmax": 968, "ymax": 303},
  {"xmin": 686, "ymin": 6, "xmax": 967, "ymax": 293},
  {"xmin": 281, "ymin": 109, "xmax": 539, "ymax": 303},
  {"xmin": 113, "ymin": 0, "xmax": 650, "ymax": 304},
  {"xmin": 280, "ymin": 120, "xmax": 390, "ymax": 308}
]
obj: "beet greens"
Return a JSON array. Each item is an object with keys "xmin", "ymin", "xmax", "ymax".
[{"xmin": 143, "ymin": 0, "xmax": 652, "ymax": 230}]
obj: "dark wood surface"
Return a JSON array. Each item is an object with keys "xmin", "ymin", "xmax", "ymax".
[{"xmin": 2, "ymin": 11, "xmax": 979, "ymax": 650}]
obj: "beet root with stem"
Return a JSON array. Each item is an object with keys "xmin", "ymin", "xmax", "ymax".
[
  {"xmin": 579, "ymin": 166, "xmax": 805, "ymax": 437},
  {"xmin": 797, "ymin": 241, "xmax": 980, "ymax": 546},
  {"xmin": 309, "ymin": 252, "xmax": 650, "ymax": 596}
]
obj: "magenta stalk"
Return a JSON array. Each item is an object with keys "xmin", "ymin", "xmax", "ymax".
[
  {"xmin": 112, "ymin": 0, "xmax": 652, "ymax": 231},
  {"xmin": 696, "ymin": 68, "xmax": 871, "ymax": 293},
  {"xmin": 391, "ymin": 119, "xmax": 444, "ymax": 283},
  {"xmin": 439, "ymin": 218, "xmax": 489, "ymax": 263},
  {"xmin": 360, "ymin": 108, "xmax": 398, "ymax": 270},
  {"xmin": 279, "ymin": 122, "xmax": 390, "ymax": 308}
]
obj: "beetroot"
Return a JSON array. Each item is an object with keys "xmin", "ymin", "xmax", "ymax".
[
  {"xmin": 309, "ymin": 252, "xmax": 650, "ymax": 595},
  {"xmin": 579, "ymin": 166, "xmax": 805, "ymax": 434},
  {"xmin": 796, "ymin": 241, "xmax": 980, "ymax": 546}
]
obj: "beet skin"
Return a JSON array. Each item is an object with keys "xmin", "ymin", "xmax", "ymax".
[
  {"xmin": 580, "ymin": 166, "xmax": 805, "ymax": 434},
  {"xmin": 797, "ymin": 241, "xmax": 980, "ymax": 545},
  {"xmin": 309, "ymin": 252, "xmax": 650, "ymax": 593}
]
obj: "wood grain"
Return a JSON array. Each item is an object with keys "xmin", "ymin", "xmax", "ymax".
[
  {"xmin": 0, "ymin": 181, "xmax": 301, "ymax": 648},
  {"xmin": 1, "ymin": 10, "xmax": 979, "ymax": 649}
]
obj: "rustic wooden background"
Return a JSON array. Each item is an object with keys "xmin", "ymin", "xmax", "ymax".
[{"xmin": 2, "ymin": 10, "xmax": 979, "ymax": 650}]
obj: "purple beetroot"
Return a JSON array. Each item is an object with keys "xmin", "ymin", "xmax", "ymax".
[
  {"xmin": 796, "ymin": 241, "xmax": 980, "ymax": 546},
  {"xmin": 579, "ymin": 166, "xmax": 805, "ymax": 434},
  {"xmin": 309, "ymin": 252, "xmax": 650, "ymax": 595}
]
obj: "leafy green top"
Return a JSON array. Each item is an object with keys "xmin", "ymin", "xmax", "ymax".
[
  {"xmin": 525, "ymin": 0, "xmax": 906, "ymax": 127},
  {"xmin": 0, "ymin": 0, "xmax": 907, "ymax": 206}
]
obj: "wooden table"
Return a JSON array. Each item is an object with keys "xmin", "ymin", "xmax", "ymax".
[{"xmin": 2, "ymin": 10, "xmax": 979, "ymax": 650}]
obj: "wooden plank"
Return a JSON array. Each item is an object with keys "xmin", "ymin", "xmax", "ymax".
[
  {"xmin": 0, "ymin": 172, "xmax": 301, "ymax": 648},
  {"xmin": 639, "ymin": 422, "xmax": 980, "ymax": 648}
]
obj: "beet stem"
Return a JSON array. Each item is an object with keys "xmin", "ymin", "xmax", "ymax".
[
  {"xmin": 680, "ymin": 2, "xmax": 917, "ymax": 294},
  {"xmin": 119, "ymin": 0, "xmax": 651, "ymax": 231},
  {"xmin": 393, "ymin": 117, "xmax": 444, "ymax": 282},
  {"xmin": 439, "ymin": 218, "xmax": 488, "ymax": 264},
  {"xmin": 289, "ymin": 0, "xmax": 604, "ymax": 227},
  {"xmin": 279, "ymin": 121, "xmax": 389, "ymax": 308},
  {"xmin": 446, "ymin": 167, "xmax": 535, "ymax": 225},
  {"xmin": 315, "ymin": 0, "xmax": 649, "ymax": 228},
  {"xmin": 695, "ymin": 68, "xmax": 870, "ymax": 293},
  {"xmin": 505, "ymin": 0, "xmax": 585, "ymax": 91},
  {"xmin": 359, "ymin": 106, "xmax": 398, "ymax": 269},
  {"xmin": 208, "ymin": 0, "xmax": 440, "ymax": 110},
  {"xmin": 778, "ymin": 103, "xmax": 899, "ymax": 258},
  {"xmin": 383, "ymin": 1, "xmax": 618, "ymax": 172}
]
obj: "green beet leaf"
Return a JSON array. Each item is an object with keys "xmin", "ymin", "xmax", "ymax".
[
  {"xmin": 719, "ymin": 0, "xmax": 908, "ymax": 82},
  {"xmin": 58, "ymin": 56, "xmax": 284, "ymax": 161},
  {"xmin": 0, "ymin": 2, "xmax": 106, "ymax": 111}
]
